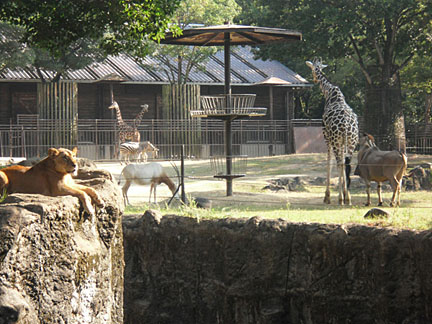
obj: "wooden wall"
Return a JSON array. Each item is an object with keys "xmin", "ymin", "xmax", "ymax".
[
  {"xmin": 0, "ymin": 83, "xmax": 37, "ymax": 124},
  {"xmin": 77, "ymin": 83, "xmax": 162, "ymax": 121},
  {"xmin": 0, "ymin": 81, "xmax": 297, "ymax": 123}
]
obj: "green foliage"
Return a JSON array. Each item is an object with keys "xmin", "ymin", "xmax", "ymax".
[
  {"xmin": 236, "ymin": 0, "xmax": 432, "ymax": 124},
  {"xmin": 142, "ymin": 0, "xmax": 241, "ymax": 84},
  {"xmin": 0, "ymin": 22, "xmax": 34, "ymax": 72},
  {"xmin": 401, "ymin": 53, "xmax": 432, "ymax": 123},
  {"xmin": 0, "ymin": 0, "xmax": 181, "ymax": 80},
  {"xmin": 0, "ymin": 0, "xmax": 181, "ymax": 58}
]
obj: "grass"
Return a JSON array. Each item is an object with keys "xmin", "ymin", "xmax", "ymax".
[{"xmin": 123, "ymin": 153, "xmax": 432, "ymax": 231}]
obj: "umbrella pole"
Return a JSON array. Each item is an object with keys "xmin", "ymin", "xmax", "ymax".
[
  {"xmin": 225, "ymin": 117, "xmax": 233, "ymax": 196},
  {"xmin": 224, "ymin": 32, "xmax": 233, "ymax": 196}
]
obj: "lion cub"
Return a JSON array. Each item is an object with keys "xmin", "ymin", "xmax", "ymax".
[{"xmin": 0, "ymin": 147, "xmax": 104, "ymax": 217}]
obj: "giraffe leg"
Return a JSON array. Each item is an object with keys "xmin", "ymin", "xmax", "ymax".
[
  {"xmin": 324, "ymin": 148, "xmax": 331, "ymax": 204},
  {"xmin": 337, "ymin": 161, "xmax": 344, "ymax": 205},
  {"xmin": 343, "ymin": 156, "xmax": 352, "ymax": 205}
]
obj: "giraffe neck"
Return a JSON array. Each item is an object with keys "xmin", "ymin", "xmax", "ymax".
[
  {"xmin": 315, "ymin": 69, "xmax": 346, "ymax": 107},
  {"xmin": 133, "ymin": 106, "xmax": 148, "ymax": 127},
  {"xmin": 114, "ymin": 107, "xmax": 125, "ymax": 126}
]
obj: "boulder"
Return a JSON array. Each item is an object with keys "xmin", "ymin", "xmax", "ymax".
[
  {"xmin": 405, "ymin": 166, "xmax": 432, "ymax": 191},
  {"xmin": 0, "ymin": 168, "xmax": 124, "ymax": 324},
  {"xmin": 364, "ymin": 207, "xmax": 390, "ymax": 219}
]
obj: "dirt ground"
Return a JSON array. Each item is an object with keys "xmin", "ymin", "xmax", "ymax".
[
  {"xmin": 95, "ymin": 159, "xmax": 326, "ymax": 208},
  {"xmin": 95, "ymin": 152, "xmax": 432, "ymax": 209}
]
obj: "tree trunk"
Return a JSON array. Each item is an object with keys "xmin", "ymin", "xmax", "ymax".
[
  {"xmin": 424, "ymin": 93, "xmax": 432, "ymax": 124},
  {"xmin": 363, "ymin": 66, "xmax": 406, "ymax": 152}
]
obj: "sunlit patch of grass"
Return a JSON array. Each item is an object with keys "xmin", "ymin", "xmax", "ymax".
[
  {"xmin": 122, "ymin": 153, "xmax": 432, "ymax": 231},
  {"xmin": 125, "ymin": 200, "xmax": 432, "ymax": 231}
]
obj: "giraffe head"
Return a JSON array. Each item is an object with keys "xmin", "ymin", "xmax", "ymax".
[
  {"xmin": 108, "ymin": 101, "xmax": 119, "ymax": 110},
  {"xmin": 305, "ymin": 58, "xmax": 327, "ymax": 83}
]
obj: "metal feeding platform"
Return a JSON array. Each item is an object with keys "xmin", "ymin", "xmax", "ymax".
[
  {"xmin": 190, "ymin": 94, "xmax": 266, "ymax": 118},
  {"xmin": 210, "ymin": 155, "xmax": 248, "ymax": 180},
  {"xmin": 191, "ymin": 94, "xmax": 266, "ymax": 196}
]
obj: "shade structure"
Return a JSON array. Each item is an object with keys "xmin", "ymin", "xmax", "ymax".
[
  {"xmin": 160, "ymin": 23, "xmax": 302, "ymax": 196},
  {"xmin": 161, "ymin": 23, "xmax": 302, "ymax": 96},
  {"xmin": 254, "ymin": 76, "xmax": 293, "ymax": 119},
  {"xmin": 254, "ymin": 76, "xmax": 293, "ymax": 86},
  {"xmin": 94, "ymin": 73, "xmax": 129, "ymax": 104},
  {"xmin": 160, "ymin": 24, "xmax": 302, "ymax": 46}
]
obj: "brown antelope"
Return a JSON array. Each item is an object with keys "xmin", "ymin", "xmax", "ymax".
[{"xmin": 354, "ymin": 133, "xmax": 407, "ymax": 206}]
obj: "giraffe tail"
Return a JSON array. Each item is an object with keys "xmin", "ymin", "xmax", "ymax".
[{"xmin": 345, "ymin": 156, "xmax": 352, "ymax": 189}]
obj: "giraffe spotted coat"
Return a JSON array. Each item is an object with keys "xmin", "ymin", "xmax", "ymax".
[
  {"xmin": 109, "ymin": 101, "xmax": 148, "ymax": 143},
  {"xmin": 306, "ymin": 59, "xmax": 359, "ymax": 205}
]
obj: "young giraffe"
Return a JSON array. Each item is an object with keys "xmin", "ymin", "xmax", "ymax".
[
  {"xmin": 306, "ymin": 59, "xmax": 359, "ymax": 205},
  {"xmin": 108, "ymin": 101, "xmax": 149, "ymax": 143}
]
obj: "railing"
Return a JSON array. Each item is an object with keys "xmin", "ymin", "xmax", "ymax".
[
  {"xmin": 0, "ymin": 119, "xmax": 292, "ymax": 161},
  {"xmin": 1, "ymin": 119, "xmax": 431, "ymax": 161}
]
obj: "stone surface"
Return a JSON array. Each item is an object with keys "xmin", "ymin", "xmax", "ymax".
[
  {"xmin": 405, "ymin": 165, "xmax": 432, "ymax": 191},
  {"xmin": 123, "ymin": 212, "xmax": 432, "ymax": 324},
  {"xmin": 364, "ymin": 207, "xmax": 390, "ymax": 219},
  {"xmin": 0, "ymin": 168, "xmax": 124, "ymax": 324}
]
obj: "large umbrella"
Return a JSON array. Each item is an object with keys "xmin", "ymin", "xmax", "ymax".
[
  {"xmin": 161, "ymin": 23, "xmax": 301, "ymax": 97},
  {"xmin": 161, "ymin": 23, "xmax": 302, "ymax": 196}
]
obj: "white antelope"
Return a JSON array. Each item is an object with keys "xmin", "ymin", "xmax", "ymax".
[{"xmin": 117, "ymin": 162, "xmax": 178, "ymax": 205}]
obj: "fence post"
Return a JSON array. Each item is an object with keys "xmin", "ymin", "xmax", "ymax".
[{"xmin": 181, "ymin": 145, "xmax": 186, "ymax": 204}]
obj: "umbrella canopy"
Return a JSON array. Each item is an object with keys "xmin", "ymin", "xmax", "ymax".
[
  {"xmin": 160, "ymin": 24, "xmax": 302, "ymax": 46},
  {"xmin": 254, "ymin": 76, "xmax": 293, "ymax": 86},
  {"xmin": 160, "ymin": 23, "xmax": 302, "ymax": 96}
]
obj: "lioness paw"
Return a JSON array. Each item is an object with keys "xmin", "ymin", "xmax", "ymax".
[
  {"xmin": 95, "ymin": 196, "xmax": 105, "ymax": 208},
  {"xmin": 82, "ymin": 195, "xmax": 95, "ymax": 217},
  {"xmin": 85, "ymin": 204, "xmax": 95, "ymax": 218}
]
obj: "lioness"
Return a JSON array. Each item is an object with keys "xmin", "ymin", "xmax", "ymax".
[{"xmin": 0, "ymin": 147, "xmax": 104, "ymax": 217}]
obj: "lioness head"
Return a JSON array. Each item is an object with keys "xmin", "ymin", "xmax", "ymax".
[{"xmin": 48, "ymin": 147, "xmax": 78, "ymax": 175}]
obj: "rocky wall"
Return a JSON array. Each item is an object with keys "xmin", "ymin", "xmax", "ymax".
[
  {"xmin": 123, "ymin": 211, "xmax": 432, "ymax": 324},
  {"xmin": 0, "ymin": 168, "xmax": 124, "ymax": 324}
]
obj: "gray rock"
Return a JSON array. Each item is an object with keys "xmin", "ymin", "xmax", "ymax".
[
  {"xmin": 192, "ymin": 197, "xmax": 212, "ymax": 209},
  {"xmin": 364, "ymin": 208, "xmax": 390, "ymax": 219},
  {"xmin": 0, "ymin": 168, "xmax": 124, "ymax": 323}
]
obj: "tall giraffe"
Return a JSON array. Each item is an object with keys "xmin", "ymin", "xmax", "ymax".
[
  {"xmin": 306, "ymin": 59, "xmax": 359, "ymax": 205},
  {"xmin": 133, "ymin": 104, "xmax": 149, "ymax": 129},
  {"xmin": 108, "ymin": 101, "xmax": 148, "ymax": 143}
]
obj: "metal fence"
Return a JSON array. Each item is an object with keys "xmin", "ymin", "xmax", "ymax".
[
  {"xmin": 1, "ymin": 118, "xmax": 431, "ymax": 161},
  {"xmin": 0, "ymin": 118, "xmax": 293, "ymax": 160}
]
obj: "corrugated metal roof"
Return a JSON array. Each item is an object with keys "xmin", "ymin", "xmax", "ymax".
[{"xmin": 0, "ymin": 46, "xmax": 309, "ymax": 87}]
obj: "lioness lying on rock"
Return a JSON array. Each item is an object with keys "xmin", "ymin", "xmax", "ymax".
[{"xmin": 0, "ymin": 147, "xmax": 104, "ymax": 217}]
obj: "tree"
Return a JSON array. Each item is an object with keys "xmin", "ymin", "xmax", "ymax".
[
  {"xmin": 144, "ymin": 0, "xmax": 241, "ymax": 84},
  {"xmin": 0, "ymin": 22, "xmax": 34, "ymax": 72},
  {"xmin": 401, "ymin": 53, "xmax": 432, "ymax": 125},
  {"xmin": 236, "ymin": 0, "xmax": 432, "ymax": 150},
  {"xmin": 0, "ymin": 0, "xmax": 181, "ymax": 81}
]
